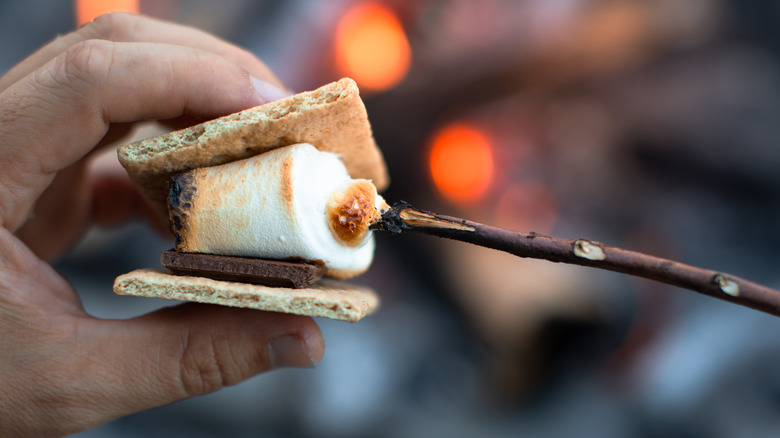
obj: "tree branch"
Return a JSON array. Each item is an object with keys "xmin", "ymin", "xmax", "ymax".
[{"xmin": 371, "ymin": 202, "xmax": 780, "ymax": 317}]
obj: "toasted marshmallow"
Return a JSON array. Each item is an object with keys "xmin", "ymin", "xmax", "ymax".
[{"xmin": 169, "ymin": 143, "xmax": 386, "ymax": 279}]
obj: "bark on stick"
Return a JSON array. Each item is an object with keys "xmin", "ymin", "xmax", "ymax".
[{"xmin": 372, "ymin": 202, "xmax": 780, "ymax": 317}]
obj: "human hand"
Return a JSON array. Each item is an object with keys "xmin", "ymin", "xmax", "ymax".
[{"xmin": 0, "ymin": 13, "xmax": 324, "ymax": 437}]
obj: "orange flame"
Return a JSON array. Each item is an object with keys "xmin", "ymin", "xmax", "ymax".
[
  {"xmin": 335, "ymin": 1, "xmax": 412, "ymax": 93},
  {"xmin": 429, "ymin": 123, "xmax": 494, "ymax": 205},
  {"xmin": 75, "ymin": 0, "xmax": 139, "ymax": 26}
]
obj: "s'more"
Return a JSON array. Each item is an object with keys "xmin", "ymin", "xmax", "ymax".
[{"xmin": 113, "ymin": 78, "xmax": 387, "ymax": 322}]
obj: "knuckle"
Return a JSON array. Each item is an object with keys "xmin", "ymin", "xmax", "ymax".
[
  {"xmin": 177, "ymin": 329, "xmax": 230, "ymax": 397},
  {"xmin": 83, "ymin": 11, "xmax": 137, "ymax": 39},
  {"xmin": 61, "ymin": 39, "xmax": 115, "ymax": 86}
]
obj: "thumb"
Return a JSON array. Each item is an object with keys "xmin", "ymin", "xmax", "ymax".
[{"xmin": 77, "ymin": 304, "xmax": 324, "ymax": 425}]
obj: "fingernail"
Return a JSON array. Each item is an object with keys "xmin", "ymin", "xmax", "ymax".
[
  {"xmin": 267, "ymin": 334, "xmax": 318, "ymax": 369},
  {"xmin": 250, "ymin": 76, "xmax": 291, "ymax": 104}
]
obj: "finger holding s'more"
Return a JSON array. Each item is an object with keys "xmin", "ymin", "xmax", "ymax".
[{"xmin": 113, "ymin": 78, "xmax": 387, "ymax": 323}]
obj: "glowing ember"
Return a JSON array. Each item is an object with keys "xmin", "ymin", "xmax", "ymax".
[
  {"xmin": 334, "ymin": 2, "xmax": 412, "ymax": 93},
  {"xmin": 428, "ymin": 123, "xmax": 494, "ymax": 205},
  {"xmin": 75, "ymin": 0, "xmax": 139, "ymax": 25}
]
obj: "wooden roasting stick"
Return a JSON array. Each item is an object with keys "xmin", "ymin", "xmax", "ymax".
[{"xmin": 371, "ymin": 202, "xmax": 780, "ymax": 318}]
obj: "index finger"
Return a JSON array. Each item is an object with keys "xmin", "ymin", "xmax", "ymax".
[
  {"xmin": 0, "ymin": 40, "xmax": 267, "ymax": 231},
  {"xmin": 0, "ymin": 12, "xmax": 285, "ymax": 93}
]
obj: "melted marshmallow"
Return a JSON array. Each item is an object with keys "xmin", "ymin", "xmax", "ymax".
[{"xmin": 172, "ymin": 143, "xmax": 385, "ymax": 279}]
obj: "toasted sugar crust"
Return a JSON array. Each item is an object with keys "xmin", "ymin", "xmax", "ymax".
[
  {"xmin": 113, "ymin": 268, "xmax": 380, "ymax": 322},
  {"xmin": 118, "ymin": 78, "xmax": 388, "ymax": 215}
]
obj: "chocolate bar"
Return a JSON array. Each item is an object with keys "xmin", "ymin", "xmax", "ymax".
[{"xmin": 161, "ymin": 250, "xmax": 326, "ymax": 288}]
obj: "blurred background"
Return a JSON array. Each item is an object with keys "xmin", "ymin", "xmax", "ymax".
[{"xmin": 3, "ymin": 0, "xmax": 780, "ymax": 436}]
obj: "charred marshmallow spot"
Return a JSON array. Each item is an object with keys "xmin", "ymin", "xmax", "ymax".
[{"xmin": 327, "ymin": 180, "xmax": 380, "ymax": 247}]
